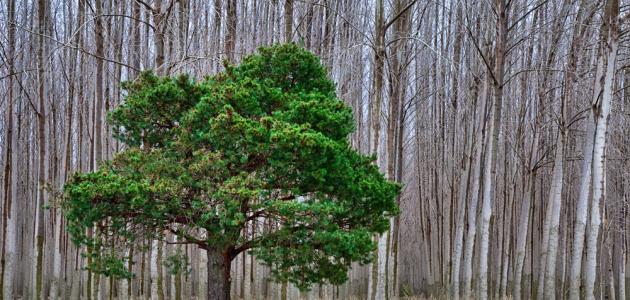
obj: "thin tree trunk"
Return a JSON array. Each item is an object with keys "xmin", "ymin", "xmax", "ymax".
[
  {"xmin": 618, "ymin": 230, "xmax": 626, "ymax": 300},
  {"xmin": 368, "ymin": 0, "xmax": 386, "ymax": 298},
  {"xmin": 569, "ymin": 99, "xmax": 596, "ymax": 300},
  {"xmin": 584, "ymin": 1, "xmax": 620, "ymax": 298},
  {"xmin": 94, "ymin": 0, "xmax": 104, "ymax": 166},
  {"xmin": 450, "ymin": 77, "xmax": 479, "ymax": 300},
  {"xmin": 1, "ymin": 1, "xmax": 17, "ymax": 298},
  {"xmin": 478, "ymin": 0, "xmax": 506, "ymax": 298},
  {"xmin": 463, "ymin": 75, "xmax": 490, "ymax": 299},
  {"xmin": 387, "ymin": 0, "xmax": 411, "ymax": 297},
  {"xmin": 542, "ymin": 131, "xmax": 565, "ymax": 300},
  {"xmin": 512, "ymin": 9, "xmax": 539, "ymax": 298},
  {"xmin": 35, "ymin": 0, "xmax": 49, "ymax": 298}
]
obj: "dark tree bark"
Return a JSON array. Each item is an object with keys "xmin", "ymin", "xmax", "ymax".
[
  {"xmin": 93, "ymin": 0, "xmax": 104, "ymax": 166},
  {"xmin": 207, "ymin": 248, "xmax": 232, "ymax": 300},
  {"xmin": 213, "ymin": 0, "xmax": 222, "ymax": 70},
  {"xmin": 152, "ymin": 0, "xmax": 166, "ymax": 74},
  {"xmin": 1, "ymin": 0, "xmax": 16, "ymax": 297},
  {"xmin": 35, "ymin": 0, "xmax": 49, "ymax": 298},
  {"xmin": 225, "ymin": 0, "xmax": 237, "ymax": 62},
  {"xmin": 284, "ymin": 0, "xmax": 293, "ymax": 43}
]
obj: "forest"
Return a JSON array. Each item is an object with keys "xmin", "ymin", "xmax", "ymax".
[{"xmin": 1, "ymin": 0, "xmax": 630, "ymax": 299}]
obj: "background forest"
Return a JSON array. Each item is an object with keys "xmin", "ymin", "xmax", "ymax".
[{"xmin": 1, "ymin": 0, "xmax": 630, "ymax": 299}]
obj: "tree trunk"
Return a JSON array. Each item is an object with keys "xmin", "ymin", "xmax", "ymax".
[
  {"xmin": 618, "ymin": 231, "xmax": 626, "ymax": 300},
  {"xmin": 542, "ymin": 131, "xmax": 565, "ymax": 300},
  {"xmin": 478, "ymin": 1, "xmax": 506, "ymax": 298},
  {"xmin": 1, "ymin": 0, "xmax": 17, "ymax": 298},
  {"xmin": 514, "ymin": 129, "xmax": 538, "ymax": 300},
  {"xmin": 368, "ymin": 0, "xmax": 385, "ymax": 298},
  {"xmin": 152, "ymin": 0, "xmax": 166, "ymax": 75},
  {"xmin": 450, "ymin": 122, "xmax": 473, "ymax": 300},
  {"xmin": 213, "ymin": 0, "xmax": 222, "ymax": 71},
  {"xmin": 569, "ymin": 105, "xmax": 595, "ymax": 300},
  {"xmin": 35, "ymin": 0, "xmax": 49, "ymax": 298},
  {"xmin": 94, "ymin": 0, "xmax": 104, "ymax": 165},
  {"xmin": 207, "ymin": 248, "xmax": 231, "ymax": 300},
  {"xmin": 450, "ymin": 76, "xmax": 479, "ymax": 300},
  {"xmin": 225, "ymin": 0, "xmax": 237, "ymax": 62},
  {"xmin": 462, "ymin": 76, "xmax": 490, "ymax": 299},
  {"xmin": 584, "ymin": 1, "xmax": 619, "ymax": 298},
  {"xmin": 387, "ymin": 0, "xmax": 410, "ymax": 297},
  {"xmin": 178, "ymin": 0, "xmax": 188, "ymax": 55},
  {"xmin": 284, "ymin": 0, "xmax": 293, "ymax": 43}
]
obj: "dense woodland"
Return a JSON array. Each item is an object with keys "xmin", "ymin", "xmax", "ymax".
[{"xmin": 1, "ymin": 0, "xmax": 630, "ymax": 299}]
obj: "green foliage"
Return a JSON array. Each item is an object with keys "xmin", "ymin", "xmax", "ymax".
[
  {"xmin": 63, "ymin": 43, "xmax": 399, "ymax": 290},
  {"xmin": 164, "ymin": 248, "xmax": 190, "ymax": 276}
]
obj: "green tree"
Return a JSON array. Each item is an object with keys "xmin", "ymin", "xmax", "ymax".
[{"xmin": 62, "ymin": 44, "xmax": 399, "ymax": 300}]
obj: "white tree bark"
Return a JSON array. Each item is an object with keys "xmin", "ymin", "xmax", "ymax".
[
  {"xmin": 478, "ymin": 117, "xmax": 495, "ymax": 300},
  {"xmin": 619, "ymin": 242, "xmax": 626, "ymax": 300},
  {"xmin": 2, "ymin": 0, "xmax": 17, "ymax": 297},
  {"xmin": 450, "ymin": 90, "xmax": 478, "ymax": 300},
  {"xmin": 543, "ymin": 131, "xmax": 565, "ymax": 300},
  {"xmin": 569, "ymin": 109, "xmax": 595, "ymax": 300},
  {"xmin": 450, "ymin": 144, "xmax": 472, "ymax": 300},
  {"xmin": 513, "ymin": 128, "xmax": 538, "ymax": 300},
  {"xmin": 151, "ymin": 240, "xmax": 159, "ymax": 300},
  {"xmin": 2, "ymin": 96, "xmax": 17, "ymax": 300},
  {"xmin": 478, "ymin": 1, "xmax": 506, "ymax": 297},
  {"xmin": 49, "ymin": 211, "xmax": 62, "ymax": 299},
  {"xmin": 244, "ymin": 243, "xmax": 251, "ymax": 298},
  {"xmin": 462, "ymin": 78, "xmax": 489, "ymax": 299},
  {"xmin": 537, "ymin": 162, "xmax": 556, "ymax": 299},
  {"xmin": 584, "ymin": 5, "xmax": 619, "ymax": 297},
  {"xmin": 373, "ymin": 232, "xmax": 387, "ymax": 300}
]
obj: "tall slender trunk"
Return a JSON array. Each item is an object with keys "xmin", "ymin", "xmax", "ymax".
[
  {"xmin": 537, "ymin": 165, "xmax": 555, "ymax": 299},
  {"xmin": 462, "ymin": 76, "xmax": 490, "ymax": 300},
  {"xmin": 370, "ymin": 0, "xmax": 384, "ymax": 159},
  {"xmin": 584, "ymin": 1, "xmax": 619, "ymax": 298},
  {"xmin": 513, "ymin": 133, "xmax": 537, "ymax": 300},
  {"xmin": 478, "ymin": 1, "xmax": 506, "ymax": 298},
  {"xmin": 512, "ymin": 9, "xmax": 539, "ymax": 298},
  {"xmin": 387, "ymin": 1, "xmax": 410, "ymax": 297},
  {"xmin": 542, "ymin": 131, "xmax": 565, "ymax": 300},
  {"xmin": 450, "ymin": 124, "xmax": 473, "ymax": 300},
  {"xmin": 368, "ymin": 0, "xmax": 386, "ymax": 298},
  {"xmin": 606, "ymin": 227, "xmax": 616, "ymax": 300},
  {"xmin": 569, "ymin": 107, "xmax": 595, "ymax": 300},
  {"xmin": 94, "ymin": 0, "xmax": 104, "ymax": 166},
  {"xmin": 35, "ymin": 0, "xmax": 49, "ymax": 298},
  {"xmin": 541, "ymin": 2, "xmax": 585, "ymax": 294},
  {"xmin": 448, "ymin": 3, "xmax": 465, "ymax": 295},
  {"xmin": 478, "ymin": 109, "xmax": 496, "ymax": 300},
  {"xmin": 450, "ymin": 77, "xmax": 479, "ymax": 300},
  {"xmin": 618, "ymin": 229, "xmax": 627, "ymax": 300},
  {"xmin": 88, "ymin": 2, "xmax": 105, "ymax": 298},
  {"xmin": 1, "ymin": 1, "xmax": 17, "ymax": 298}
]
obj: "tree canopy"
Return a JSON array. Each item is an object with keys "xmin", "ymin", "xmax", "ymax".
[{"xmin": 63, "ymin": 44, "xmax": 399, "ymax": 290}]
